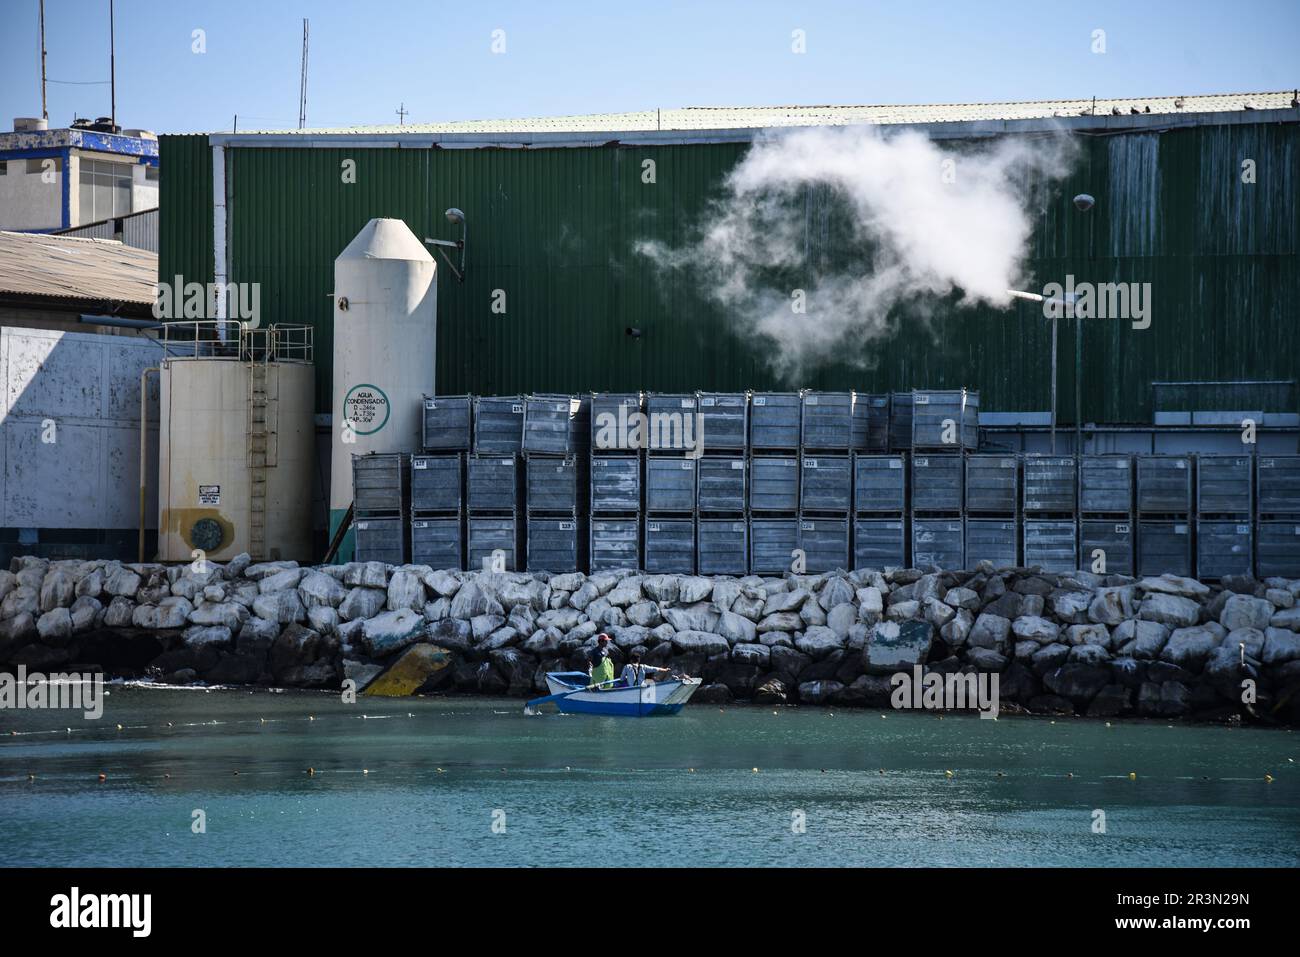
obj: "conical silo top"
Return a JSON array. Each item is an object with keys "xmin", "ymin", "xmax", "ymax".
[{"xmin": 336, "ymin": 218, "xmax": 433, "ymax": 263}]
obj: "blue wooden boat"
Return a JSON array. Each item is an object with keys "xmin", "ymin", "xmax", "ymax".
[{"xmin": 527, "ymin": 671, "xmax": 702, "ymax": 716}]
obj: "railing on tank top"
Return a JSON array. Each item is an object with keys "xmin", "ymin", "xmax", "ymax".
[{"xmin": 157, "ymin": 320, "xmax": 313, "ymax": 363}]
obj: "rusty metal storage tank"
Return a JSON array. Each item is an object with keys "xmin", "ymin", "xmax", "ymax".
[
  {"xmin": 329, "ymin": 218, "xmax": 437, "ymax": 555},
  {"xmin": 156, "ymin": 322, "xmax": 315, "ymax": 562}
]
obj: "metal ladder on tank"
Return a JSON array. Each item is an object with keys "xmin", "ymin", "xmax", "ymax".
[{"xmin": 245, "ymin": 329, "xmax": 278, "ymax": 560}]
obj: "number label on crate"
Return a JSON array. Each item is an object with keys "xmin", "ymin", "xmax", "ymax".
[
  {"xmin": 1175, "ymin": 460, "xmax": 1186, "ymax": 469},
  {"xmin": 1116, "ymin": 524, "xmax": 1130, "ymax": 533},
  {"xmin": 1261, "ymin": 459, "xmax": 1275, "ymax": 468},
  {"xmin": 732, "ymin": 523, "xmax": 745, "ymax": 531},
  {"xmin": 681, "ymin": 461, "xmax": 693, "ymax": 470},
  {"xmin": 648, "ymin": 523, "xmax": 660, "ymax": 532},
  {"xmin": 700, "ymin": 397, "xmax": 716, "ymax": 407},
  {"xmin": 916, "ymin": 458, "xmax": 929, "ymax": 467},
  {"xmin": 681, "ymin": 399, "xmax": 695, "ymax": 409},
  {"xmin": 805, "ymin": 459, "xmax": 818, "ymax": 468},
  {"xmin": 805, "ymin": 395, "xmax": 818, "ymax": 405},
  {"xmin": 356, "ymin": 522, "xmax": 369, "ymax": 531},
  {"xmin": 512, "ymin": 403, "xmax": 524, "ymax": 414},
  {"xmin": 1001, "ymin": 459, "xmax": 1015, "ymax": 468},
  {"xmin": 886, "ymin": 522, "xmax": 901, "ymax": 530},
  {"xmin": 889, "ymin": 459, "xmax": 902, "ymax": 469},
  {"xmin": 559, "ymin": 521, "xmax": 575, "ymax": 531},
  {"xmin": 802, "ymin": 521, "xmax": 815, "ymax": 530},
  {"xmin": 500, "ymin": 458, "xmax": 512, "ymax": 466},
  {"xmin": 413, "ymin": 459, "xmax": 428, "ymax": 469},
  {"xmin": 914, "ymin": 394, "xmax": 930, "ymax": 404},
  {"xmin": 1175, "ymin": 525, "xmax": 1188, "ymax": 534},
  {"xmin": 414, "ymin": 521, "xmax": 428, "ymax": 529},
  {"xmin": 752, "ymin": 396, "xmax": 766, "ymax": 406},
  {"xmin": 731, "ymin": 460, "xmax": 744, "ymax": 469},
  {"xmin": 424, "ymin": 399, "xmax": 436, "ymax": 410},
  {"xmin": 1237, "ymin": 525, "xmax": 1250, "ymax": 535}
]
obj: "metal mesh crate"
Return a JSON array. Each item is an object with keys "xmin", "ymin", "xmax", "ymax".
[
  {"xmin": 696, "ymin": 393, "xmax": 748, "ymax": 452},
  {"xmin": 889, "ymin": 392, "xmax": 913, "ymax": 451},
  {"xmin": 965, "ymin": 455, "xmax": 1019, "ymax": 514},
  {"xmin": 1197, "ymin": 455, "xmax": 1252, "ymax": 515},
  {"xmin": 965, "ymin": 519, "xmax": 1018, "ymax": 569},
  {"xmin": 421, "ymin": 395, "xmax": 472, "ymax": 451},
  {"xmin": 473, "ymin": 396, "xmax": 525, "ymax": 454},
  {"xmin": 1258, "ymin": 456, "xmax": 1300, "ymax": 516},
  {"xmin": 590, "ymin": 393, "xmax": 641, "ymax": 453},
  {"xmin": 749, "ymin": 393, "xmax": 801, "ymax": 450},
  {"xmin": 1079, "ymin": 454, "xmax": 1133, "ymax": 514},
  {"xmin": 645, "ymin": 457, "xmax": 697, "ymax": 513},
  {"xmin": 800, "ymin": 392, "xmax": 854, "ymax": 450},
  {"xmin": 851, "ymin": 394, "xmax": 890, "ymax": 452},
  {"xmin": 1137, "ymin": 521, "xmax": 1192, "ymax": 577},
  {"xmin": 467, "ymin": 516, "xmax": 518, "ymax": 572},
  {"xmin": 354, "ymin": 516, "xmax": 406, "ymax": 565},
  {"xmin": 411, "ymin": 517, "xmax": 462, "ymax": 570},
  {"xmin": 750, "ymin": 456, "xmax": 799, "ymax": 512},
  {"xmin": 800, "ymin": 518, "xmax": 850, "ymax": 573},
  {"xmin": 1080, "ymin": 520, "xmax": 1134, "ymax": 577},
  {"xmin": 912, "ymin": 519, "xmax": 964, "ymax": 570},
  {"xmin": 697, "ymin": 519, "xmax": 748, "ymax": 575},
  {"xmin": 854, "ymin": 519, "xmax": 906, "ymax": 570},
  {"xmin": 1024, "ymin": 519, "xmax": 1078, "ymax": 572},
  {"xmin": 910, "ymin": 454, "xmax": 963, "ymax": 512},
  {"xmin": 523, "ymin": 395, "xmax": 590, "ymax": 455},
  {"xmin": 1022, "ymin": 455, "xmax": 1077, "ymax": 514},
  {"xmin": 527, "ymin": 517, "xmax": 586, "ymax": 573},
  {"xmin": 526, "ymin": 456, "xmax": 583, "ymax": 513},
  {"xmin": 467, "ymin": 455, "xmax": 520, "ymax": 513},
  {"xmin": 750, "ymin": 518, "xmax": 799, "ymax": 575},
  {"xmin": 696, "ymin": 457, "xmax": 746, "ymax": 512},
  {"xmin": 853, "ymin": 454, "xmax": 906, "ymax": 513},
  {"xmin": 644, "ymin": 518, "xmax": 695, "ymax": 574},
  {"xmin": 644, "ymin": 394, "xmax": 699, "ymax": 453},
  {"xmin": 1256, "ymin": 521, "xmax": 1300, "ymax": 577},
  {"xmin": 800, "ymin": 455, "xmax": 852, "ymax": 512},
  {"xmin": 410, "ymin": 454, "xmax": 462, "ymax": 513},
  {"xmin": 590, "ymin": 456, "xmax": 640, "ymax": 513},
  {"xmin": 352, "ymin": 453, "xmax": 408, "ymax": 514},
  {"xmin": 911, "ymin": 390, "xmax": 979, "ymax": 450},
  {"xmin": 590, "ymin": 519, "xmax": 639, "ymax": 572},
  {"xmin": 1136, "ymin": 455, "xmax": 1192, "ymax": 513},
  {"xmin": 1196, "ymin": 520, "xmax": 1253, "ymax": 579}
]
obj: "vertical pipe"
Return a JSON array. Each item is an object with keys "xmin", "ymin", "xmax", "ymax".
[
  {"xmin": 1050, "ymin": 316, "xmax": 1058, "ymax": 453},
  {"xmin": 139, "ymin": 366, "xmax": 158, "ymax": 562}
]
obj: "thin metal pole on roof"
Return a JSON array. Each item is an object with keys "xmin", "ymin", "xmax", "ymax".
[
  {"xmin": 298, "ymin": 19, "xmax": 309, "ymax": 130},
  {"xmin": 109, "ymin": 0, "xmax": 116, "ymax": 129},
  {"xmin": 39, "ymin": 0, "xmax": 48, "ymax": 120}
]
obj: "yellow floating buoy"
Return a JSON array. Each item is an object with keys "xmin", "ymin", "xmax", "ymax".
[
  {"xmin": 1265, "ymin": 774, "xmax": 1274, "ymax": 783},
  {"xmin": 116, "ymin": 724, "xmax": 123, "ymax": 731},
  {"xmin": 1066, "ymin": 772, "xmax": 1074, "ymax": 779},
  {"xmin": 1106, "ymin": 722, "xmax": 1112, "ymax": 728},
  {"xmin": 1128, "ymin": 771, "xmax": 1137, "ymax": 780},
  {"xmin": 164, "ymin": 773, "xmax": 170, "ymax": 779},
  {"xmin": 307, "ymin": 767, "xmax": 316, "ymax": 776},
  {"xmin": 28, "ymin": 773, "xmax": 35, "ymax": 781},
  {"xmin": 945, "ymin": 770, "xmax": 954, "ymax": 778},
  {"xmin": 688, "ymin": 768, "xmax": 695, "ymax": 772},
  {"xmin": 308, "ymin": 715, "xmax": 315, "ymax": 721},
  {"xmin": 363, "ymin": 769, "xmax": 369, "ymax": 775},
  {"xmin": 97, "ymin": 772, "xmax": 106, "ymax": 782},
  {"xmin": 751, "ymin": 767, "xmax": 759, "ymax": 773},
  {"xmin": 260, "ymin": 718, "xmax": 266, "ymax": 724},
  {"xmin": 879, "ymin": 768, "xmax": 886, "ymax": 774},
  {"xmin": 996, "ymin": 771, "xmax": 1005, "ymax": 777}
]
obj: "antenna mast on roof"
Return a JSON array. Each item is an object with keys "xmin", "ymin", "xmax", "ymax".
[
  {"xmin": 298, "ymin": 18, "xmax": 309, "ymax": 130},
  {"xmin": 109, "ymin": 0, "xmax": 116, "ymax": 129},
  {"xmin": 39, "ymin": 0, "xmax": 48, "ymax": 120}
]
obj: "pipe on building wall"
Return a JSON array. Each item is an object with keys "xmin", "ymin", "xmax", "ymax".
[{"xmin": 139, "ymin": 366, "xmax": 158, "ymax": 562}]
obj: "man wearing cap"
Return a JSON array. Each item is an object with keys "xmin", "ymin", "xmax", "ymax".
[{"xmin": 587, "ymin": 633, "xmax": 616, "ymax": 689}]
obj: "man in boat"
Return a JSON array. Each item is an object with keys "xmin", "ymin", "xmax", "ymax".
[
  {"xmin": 619, "ymin": 651, "xmax": 670, "ymax": 688},
  {"xmin": 586, "ymin": 633, "xmax": 616, "ymax": 688}
]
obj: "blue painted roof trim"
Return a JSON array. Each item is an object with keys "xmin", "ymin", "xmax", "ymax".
[{"xmin": 0, "ymin": 128, "xmax": 158, "ymax": 159}]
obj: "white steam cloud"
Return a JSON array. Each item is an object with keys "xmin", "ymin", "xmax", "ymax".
[{"xmin": 638, "ymin": 125, "xmax": 1076, "ymax": 380}]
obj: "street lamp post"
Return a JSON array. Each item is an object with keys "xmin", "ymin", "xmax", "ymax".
[{"xmin": 1072, "ymin": 193, "xmax": 1096, "ymax": 456}]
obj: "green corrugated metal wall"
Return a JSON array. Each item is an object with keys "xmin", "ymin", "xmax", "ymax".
[{"xmin": 159, "ymin": 122, "xmax": 1299, "ymax": 422}]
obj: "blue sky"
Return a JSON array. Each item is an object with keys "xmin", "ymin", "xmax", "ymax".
[{"xmin": 1, "ymin": 0, "xmax": 1296, "ymax": 134}]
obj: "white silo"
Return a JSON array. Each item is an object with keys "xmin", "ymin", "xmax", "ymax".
[{"xmin": 329, "ymin": 218, "xmax": 437, "ymax": 554}]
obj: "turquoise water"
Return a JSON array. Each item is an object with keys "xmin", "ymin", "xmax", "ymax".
[{"xmin": 1, "ymin": 685, "xmax": 1297, "ymax": 867}]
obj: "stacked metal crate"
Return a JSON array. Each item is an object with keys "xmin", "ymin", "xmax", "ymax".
[
  {"xmin": 798, "ymin": 392, "xmax": 853, "ymax": 573},
  {"xmin": 1078, "ymin": 454, "xmax": 1135, "ymax": 576},
  {"xmin": 523, "ymin": 395, "xmax": 589, "ymax": 573},
  {"xmin": 889, "ymin": 392, "xmax": 913, "ymax": 452},
  {"xmin": 964, "ymin": 453, "xmax": 1019, "ymax": 569},
  {"xmin": 849, "ymin": 393, "xmax": 901, "ymax": 569},
  {"xmin": 1257, "ymin": 455, "xmax": 1300, "ymax": 577},
  {"xmin": 1022, "ymin": 454, "xmax": 1078, "ymax": 572},
  {"xmin": 908, "ymin": 391, "xmax": 975, "ymax": 570},
  {"xmin": 748, "ymin": 392, "xmax": 801, "ymax": 575},
  {"xmin": 642, "ymin": 394, "xmax": 697, "ymax": 574},
  {"xmin": 1135, "ymin": 454, "xmax": 1193, "ymax": 577},
  {"xmin": 1195, "ymin": 454, "xmax": 1253, "ymax": 579},
  {"xmin": 468, "ymin": 396, "xmax": 524, "ymax": 571},
  {"xmin": 410, "ymin": 395, "xmax": 472, "ymax": 571},
  {"xmin": 589, "ymin": 393, "xmax": 642, "ymax": 573},
  {"xmin": 352, "ymin": 451, "xmax": 409, "ymax": 564},
  {"xmin": 695, "ymin": 392, "xmax": 749, "ymax": 575}
]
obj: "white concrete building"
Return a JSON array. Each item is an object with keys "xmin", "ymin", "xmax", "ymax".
[{"xmin": 0, "ymin": 118, "xmax": 159, "ymax": 232}]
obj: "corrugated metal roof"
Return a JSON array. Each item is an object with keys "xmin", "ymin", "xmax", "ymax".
[
  {"xmin": 237, "ymin": 91, "xmax": 1297, "ymax": 135},
  {"xmin": 0, "ymin": 231, "xmax": 157, "ymax": 307}
]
